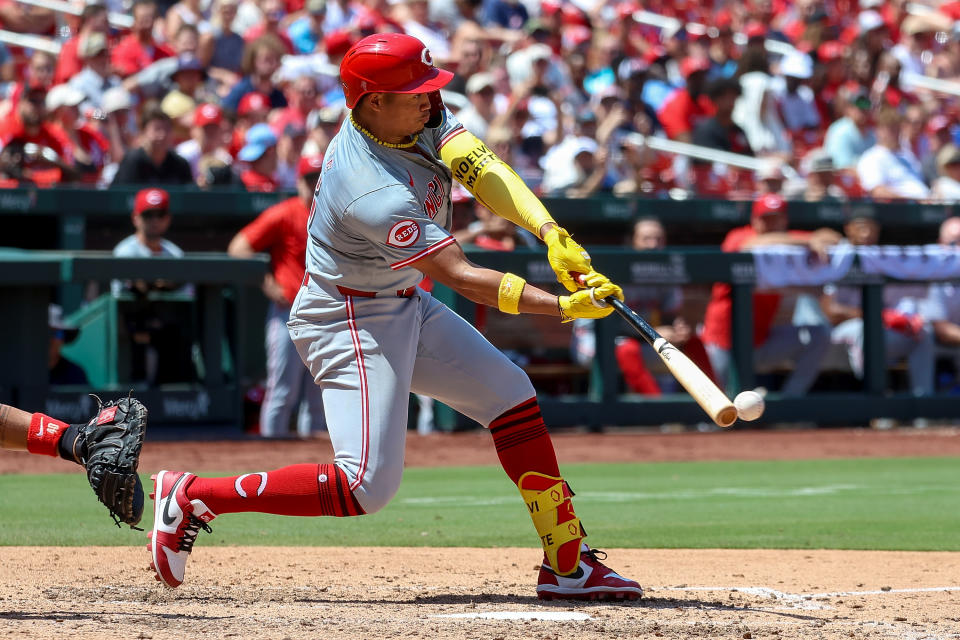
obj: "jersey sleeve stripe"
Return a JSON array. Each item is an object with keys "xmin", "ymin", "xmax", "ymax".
[
  {"xmin": 389, "ymin": 235, "xmax": 456, "ymax": 270},
  {"xmin": 437, "ymin": 126, "xmax": 466, "ymax": 151}
]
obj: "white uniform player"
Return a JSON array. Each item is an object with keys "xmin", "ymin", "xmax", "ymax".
[{"xmin": 148, "ymin": 33, "xmax": 642, "ymax": 602}]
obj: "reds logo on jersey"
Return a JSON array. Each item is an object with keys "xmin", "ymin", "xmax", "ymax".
[
  {"xmin": 387, "ymin": 219, "xmax": 421, "ymax": 247},
  {"xmin": 422, "ymin": 174, "xmax": 445, "ymax": 219}
]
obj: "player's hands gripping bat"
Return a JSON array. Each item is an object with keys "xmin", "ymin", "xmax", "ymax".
[
  {"xmin": 558, "ymin": 279, "xmax": 624, "ymax": 322},
  {"xmin": 575, "ymin": 274, "xmax": 737, "ymax": 427}
]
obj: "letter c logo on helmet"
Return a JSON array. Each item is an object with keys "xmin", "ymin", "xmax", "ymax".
[{"xmin": 340, "ymin": 33, "xmax": 453, "ymax": 108}]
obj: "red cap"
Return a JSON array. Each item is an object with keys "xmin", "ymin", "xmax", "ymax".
[
  {"xmin": 324, "ymin": 29, "xmax": 355, "ymax": 58},
  {"xmin": 133, "ymin": 188, "xmax": 170, "ymax": 215},
  {"xmin": 297, "ymin": 154, "xmax": 324, "ymax": 177},
  {"xmin": 714, "ymin": 8, "xmax": 732, "ymax": 29},
  {"xmin": 680, "ymin": 56, "xmax": 711, "ymax": 78},
  {"xmin": 744, "ymin": 20, "xmax": 768, "ymax": 40},
  {"xmin": 752, "ymin": 194, "xmax": 786, "ymax": 219},
  {"xmin": 817, "ymin": 40, "xmax": 845, "ymax": 62},
  {"xmin": 194, "ymin": 102, "xmax": 223, "ymax": 127},
  {"xmin": 237, "ymin": 92, "xmax": 270, "ymax": 116}
]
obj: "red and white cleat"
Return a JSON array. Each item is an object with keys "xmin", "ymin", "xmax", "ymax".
[
  {"xmin": 147, "ymin": 470, "xmax": 216, "ymax": 588},
  {"xmin": 536, "ymin": 548, "xmax": 643, "ymax": 601}
]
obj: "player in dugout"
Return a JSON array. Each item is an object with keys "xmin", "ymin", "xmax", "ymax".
[{"xmin": 147, "ymin": 33, "xmax": 643, "ymax": 601}]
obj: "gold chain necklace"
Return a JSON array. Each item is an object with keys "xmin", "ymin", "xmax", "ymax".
[{"xmin": 350, "ymin": 115, "xmax": 419, "ymax": 149}]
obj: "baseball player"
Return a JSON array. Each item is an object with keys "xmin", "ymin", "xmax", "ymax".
[
  {"xmin": 148, "ymin": 33, "xmax": 643, "ymax": 601},
  {"xmin": 227, "ymin": 155, "xmax": 327, "ymax": 438}
]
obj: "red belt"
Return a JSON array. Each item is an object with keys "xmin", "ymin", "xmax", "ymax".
[{"xmin": 336, "ymin": 285, "xmax": 416, "ymax": 298}]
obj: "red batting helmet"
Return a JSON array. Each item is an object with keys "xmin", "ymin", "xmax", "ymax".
[{"xmin": 339, "ymin": 33, "xmax": 453, "ymax": 109}]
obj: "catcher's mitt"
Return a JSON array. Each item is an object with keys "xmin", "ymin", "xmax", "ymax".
[{"xmin": 81, "ymin": 395, "xmax": 148, "ymax": 528}]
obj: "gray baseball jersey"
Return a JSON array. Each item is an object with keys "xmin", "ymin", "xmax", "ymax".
[{"xmin": 288, "ymin": 108, "xmax": 534, "ymax": 514}]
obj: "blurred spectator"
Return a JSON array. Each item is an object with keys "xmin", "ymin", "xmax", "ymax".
[
  {"xmin": 275, "ymin": 124, "xmax": 307, "ymax": 188},
  {"xmin": 691, "ymin": 77, "xmax": 751, "ymax": 194},
  {"xmin": 701, "ymin": 194, "xmax": 839, "ymax": 395},
  {"xmin": 223, "ymin": 35, "xmax": 289, "ymax": 112},
  {"xmin": 0, "ymin": 85, "xmax": 74, "ymax": 185},
  {"xmin": 304, "ymin": 104, "xmax": 344, "ymax": 155},
  {"xmin": 755, "ymin": 160, "xmax": 786, "ymax": 196},
  {"xmin": 111, "ymin": 0, "xmax": 176, "ymax": 78},
  {"xmin": 892, "ymin": 15, "xmax": 941, "ymax": 83},
  {"xmin": 823, "ymin": 85, "xmax": 875, "ymax": 169},
  {"xmin": 165, "ymin": 0, "xmax": 213, "ymax": 43},
  {"xmin": 287, "ymin": 0, "xmax": 328, "ymax": 55},
  {"xmin": 801, "ymin": 147, "xmax": 850, "ymax": 201},
  {"xmin": 395, "ymin": 0, "xmax": 451, "ymax": 63},
  {"xmin": 733, "ymin": 45, "xmax": 790, "ymax": 157},
  {"xmin": 112, "ymin": 188, "xmax": 195, "ymax": 386},
  {"xmin": 453, "ymin": 201, "xmax": 537, "ymax": 250},
  {"xmin": 98, "ymin": 88, "xmax": 137, "ymax": 179},
  {"xmin": 244, "ymin": 0, "xmax": 296, "ymax": 54},
  {"xmin": 775, "ymin": 51, "xmax": 821, "ymax": 155},
  {"xmin": 200, "ymin": 0, "xmax": 246, "ymax": 90},
  {"xmin": 926, "ymin": 218, "xmax": 960, "ymax": 352},
  {"xmin": 270, "ymin": 74, "xmax": 319, "ymax": 135},
  {"xmin": 69, "ymin": 33, "xmax": 123, "ymax": 115},
  {"xmin": 657, "ymin": 56, "xmax": 714, "ymax": 142},
  {"xmin": 2, "ymin": 50, "xmax": 56, "ymax": 117},
  {"xmin": 228, "ymin": 155, "xmax": 326, "ymax": 438},
  {"xmin": 821, "ymin": 213, "xmax": 935, "ymax": 396},
  {"xmin": 238, "ymin": 123, "xmax": 279, "ymax": 191},
  {"xmin": 48, "ymin": 304, "xmax": 88, "ymax": 386},
  {"xmin": 230, "ymin": 91, "xmax": 271, "ymax": 155},
  {"xmin": 572, "ymin": 217, "xmax": 717, "ymax": 396},
  {"xmin": 54, "ymin": 2, "xmax": 110, "ymax": 86},
  {"xmin": 540, "ymin": 111, "xmax": 606, "ymax": 196},
  {"xmin": 176, "ymin": 103, "xmax": 233, "ymax": 181},
  {"xmin": 123, "ymin": 25, "xmax": 203, "ymax": 101},
  {"xmin": 856, "ymin": 107, "xmax": 929, "ymax": 200},
  {"xmin": 921, "ymin": 116, "xmax": 954, "ymax": 185},
  {"xmin": 455, "ymin": 71, "xmax": 500, "ymax": 140},
  {"xmin": 931, "ymin": 145, "xmax": 960, "ymax": 202},
  {"xmin": 46, "ymin": 85, "xmax": 110, "ymax": 184},
  {"xmin": 112, "ymin": 104, "xmax": 194, "ymax": 185}
]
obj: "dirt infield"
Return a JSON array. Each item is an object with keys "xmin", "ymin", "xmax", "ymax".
[{"xmin": 2, "ymin": 427, "xmax": 960, "ymax": 639}]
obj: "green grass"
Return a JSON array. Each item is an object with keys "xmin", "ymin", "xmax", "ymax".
[{"xmin": 1, "ymin": 458, "xmax": 958, "ymax": 550}]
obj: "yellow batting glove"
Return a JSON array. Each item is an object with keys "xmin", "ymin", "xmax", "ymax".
[
  {"xmin": 543, "ymin": 226, "xmax": 592, "ymax": 292},
  {"xmin": 558, "ymin": 281, "xmax": 624, "ymax": 323}
]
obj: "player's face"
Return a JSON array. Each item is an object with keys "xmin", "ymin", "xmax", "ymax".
[{"xmin": 383, "ymin": 92, "xmax": 433, "ymax": 136}]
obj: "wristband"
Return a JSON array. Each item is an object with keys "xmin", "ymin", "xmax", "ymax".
[{"xmin": 497, "ymin": 272, "xmax": 526, "ymax": 314}]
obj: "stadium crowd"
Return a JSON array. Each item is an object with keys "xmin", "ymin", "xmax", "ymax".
[{"xmin": 2, "ymin": 0, "xmax": 960, "ymax": 200}]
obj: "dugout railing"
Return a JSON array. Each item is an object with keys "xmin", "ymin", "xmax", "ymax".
[{"xmin": 0, "ymin": 249, "xmax": 268, "ymax": 426}]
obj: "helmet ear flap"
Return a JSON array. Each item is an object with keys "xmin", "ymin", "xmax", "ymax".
[{"xmin": 426, "ymin": 91, "xmax": 445, "ymax": 128}]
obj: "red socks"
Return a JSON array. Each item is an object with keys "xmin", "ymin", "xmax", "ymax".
[
  {"xmin": 26, "ymin": 413, "xmax": 69, "ymax": 457},
  {"xmin": 186, "ymin": 463, "xmax": 364, "ymax": 517},
  {"xmin": 489, "ymin": 397, "xmax": 560, "ymax": 483}
]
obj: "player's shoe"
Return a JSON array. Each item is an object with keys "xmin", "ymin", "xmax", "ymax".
[
  {"xmin": 147, "ymin": 470, "xmax": 216, "ymax": 588},
  {"xmin": 537, "ymin": 548, "xmax": 643, "ymax": 601}
]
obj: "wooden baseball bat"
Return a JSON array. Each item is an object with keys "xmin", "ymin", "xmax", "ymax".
[{"xmin": 604, "ymin": 297, "xmax": 736, "ymax": 426}]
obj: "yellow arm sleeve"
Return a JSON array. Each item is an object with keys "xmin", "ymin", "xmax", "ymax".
[{"xmin": 440, "ymin": 130, "xmax": 555, "ymax": 239}]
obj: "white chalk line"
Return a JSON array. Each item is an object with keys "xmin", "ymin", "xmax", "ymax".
[
  {"xmin": 432, "ymin": 611, "xmax": 591, "ymax": 621},
  {"xmin": 400, "ymin": 483, "xmax": 953, "ymax": 507},
  {"xmin": 659, "ymin": 585, "xmax": 960, "ymax": 611}
]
